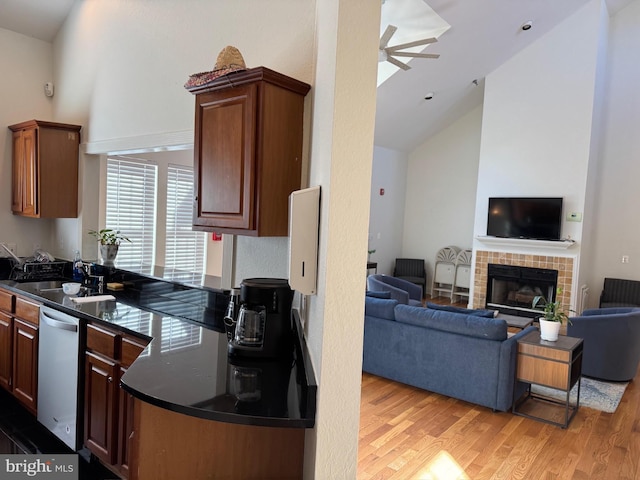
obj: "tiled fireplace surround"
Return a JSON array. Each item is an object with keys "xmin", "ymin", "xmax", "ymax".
[{"xmin": 472, "ymin": 250, "xmax": 574, "ymax": 314}]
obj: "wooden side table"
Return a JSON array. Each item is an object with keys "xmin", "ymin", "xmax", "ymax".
[{"xmin": 513, "ymin": 330, "xmax": 583, "ymax": 428}]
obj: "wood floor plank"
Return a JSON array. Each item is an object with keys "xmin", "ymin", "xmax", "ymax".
[{"xmin": 359, "ymin": 364, "xmax": 640, "ymax": 480}]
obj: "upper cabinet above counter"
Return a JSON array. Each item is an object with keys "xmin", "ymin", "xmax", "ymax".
[
  {"xmin": 190, "ymin": 67, "xmax": 311, "ymax": 236},
  {"xmin": 8, "ymin": 120, "xmax": 81, "ymax": 218}
]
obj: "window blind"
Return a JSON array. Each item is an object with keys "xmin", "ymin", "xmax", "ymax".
[
  {"xmin": 105, "ymin": 158, "xmax": 157, "ymax": 273},
  {"xmin": 165, "ymin": 164, "xmax": 205, "ymax": 282}
]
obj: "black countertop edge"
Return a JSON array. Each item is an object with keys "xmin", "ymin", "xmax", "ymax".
[
  {"xmin": 119, "ymin": 382, "xmax": 314, "ymax": 429},
  {"xmin": 292, "ymin": 309, "xmax": 317, "ymax": 420}
]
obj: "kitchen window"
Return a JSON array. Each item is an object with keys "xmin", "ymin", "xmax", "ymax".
[
  {"xmin": 165, "ymin": 164, "xmax": 205, "ymax": 282},
  {"xmin": 105, "ymin": 158, "xmax": 158, "ymax": 274},
  {"xmin": 104, "ymin": 156, "xmax": 206, "ymax": 278}
]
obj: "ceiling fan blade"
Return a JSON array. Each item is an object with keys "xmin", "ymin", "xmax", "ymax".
[
  {"xmin": 386, "ymin": 55, "xmax": 411, "ymax": 71},
  {"xmin": 379, "ymin": 25, "xmax": 397, "ymax": 50},
  {"xmin": 386, "ymin": 37, "xmax": 437, "ymax": 52},
  {"xmin": 391, "ymin": 52, "xmax": 440, "ymax": 59}
]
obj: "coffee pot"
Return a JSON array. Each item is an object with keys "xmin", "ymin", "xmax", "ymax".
[{"xmin": 228, "ymin": 278, "xmax": 293, "ymax": 358}]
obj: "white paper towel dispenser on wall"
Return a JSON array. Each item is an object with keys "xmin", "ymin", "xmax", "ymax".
[{"xmin": 288, "ymin": 186, "xmax": 320, "ymax": 295}]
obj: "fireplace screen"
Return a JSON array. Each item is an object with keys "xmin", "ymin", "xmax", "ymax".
[{"xmin": 486, "ymin": 264, "xmax": 558, "ymax": 318}]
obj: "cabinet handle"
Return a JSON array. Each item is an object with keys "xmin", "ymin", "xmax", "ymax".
[{"xmin": 108, "ymin": 376, "xmax": 113, "ymax": 383}]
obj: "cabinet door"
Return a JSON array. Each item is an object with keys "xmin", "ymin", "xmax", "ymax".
[
  {"xmin": 11, "ymin": 129, "xmax": 37, "ymax": 216},
  {"xmin": 117, "ymin": 366, "xmax": 134, "ymax": 478},
  {"xmin": 117, "ymin": 337, "xmax": 147, "ymax": 477},
  {"xmin": 85, "ymin": 351, "xmax": 118, "ymax": 464},
  {"xmin": 21, "ymin": 128, "xmax": 38, "ymax": 216},
  {"xmin": 0, "ymin": 312, "xmax": 12, "ymax": 391},
  {"xmin": 11, "ymin": 131, "xmax": 24, "ymax": 213},
  {"xmin": 12, "ymin": 318, "xmax": 38, "ymax": 413},
  {"xmin": 193, "ymin": 84, "xmax": 257, "ymax": 230}
]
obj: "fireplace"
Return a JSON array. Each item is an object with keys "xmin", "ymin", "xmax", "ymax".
[
  {"xmin": 472, "ymin": 250, "xmax": 574, "ymax": 318},
  {"xmin": 486, "ymin": 264, "xmax": 558, "ymax": 318}
]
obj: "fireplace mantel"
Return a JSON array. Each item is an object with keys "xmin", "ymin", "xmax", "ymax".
[{"xmin": 476, "ymin": 236, "xmax": 576, "ymax": 251}]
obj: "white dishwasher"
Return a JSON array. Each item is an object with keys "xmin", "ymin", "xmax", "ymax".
[{"xmin": 38, "ymin": 305, "xmax": 81, "ymax": 450}]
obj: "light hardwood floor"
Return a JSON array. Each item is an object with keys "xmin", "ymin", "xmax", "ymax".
[{"xmin": 358, "ymin": 302, "xmax": 640, "ymax": 479}]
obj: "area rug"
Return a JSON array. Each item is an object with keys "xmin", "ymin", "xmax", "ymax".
[{"xmin": 530, "ymin": 377, "xmax": 629, "ymax": 413}]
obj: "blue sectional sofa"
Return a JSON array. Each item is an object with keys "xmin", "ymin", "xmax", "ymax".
[{"xmin": 362, "ymin": 296, "xmax": 536, "ymax": 412}]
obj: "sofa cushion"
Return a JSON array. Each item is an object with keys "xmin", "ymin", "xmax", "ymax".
[
  {"xmin": 366, "ymin": 290, "xmax": 391, "ymax": 299},
  {"xmin": 365, "ymin": 296, "xmax": 398, "ymax": 320},
  {"xmin": 426, "ymin": 302, "xmax": 497, "ymax": 318},
  {"xmin": 394, "ymin": 304, "xmax": 507, "ymax": 340}
]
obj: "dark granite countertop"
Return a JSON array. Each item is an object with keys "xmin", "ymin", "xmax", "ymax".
[{"xmin": 0, "ymin": 273, "xmax": 316, "ymax": 429}]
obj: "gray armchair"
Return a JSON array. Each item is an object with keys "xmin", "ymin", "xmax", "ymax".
[
  {"xmin": 393, "ymin": 258, "xmax": 426, "ymax": 291},
  {"xmin": 367, "ymin": 274, "xmax": 423, "ymax": 307},
  {"xmin": 600, "ymin": 277, "xmax": 640, "ymax": 308},
  {"xmin": 567, "ymin": 307, "xmax": 640, "ymax": 382}
]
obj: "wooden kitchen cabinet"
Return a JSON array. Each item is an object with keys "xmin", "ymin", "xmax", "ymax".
[
  {"xmin": 0, "ymin": 289, "xmax": 14, "ymax": 391},
  {"xmin": 8, "ymin": 120, "xmax": 81, "ymax": 218},
  {"xmin": 0, "ymin": 311, "xmax": 12, "ymax": 390},
  {"xmin": 12, "ymin": 297, "xmax": 40, "ymax": 414},
  {"xmin": 85, "ymin": 350, "xmax": 118, "ymax": 464},
  {"xmin": 84, "ymin": 322, "xmax": 149, "ymax": 478},
  {"xmin": 12, "ymin": 318, "xmax": 39, "ymax": 414},
  {"xmin": 117, "ymin": 338, "xmax": 147, "ymax": 478},
  {"xmin": 191, "ymin": 67, "xmax": 310, "ymax": 236},
  {"xmin": 0, "ymin": 293, "xmax": 41, "ymax": 415}
]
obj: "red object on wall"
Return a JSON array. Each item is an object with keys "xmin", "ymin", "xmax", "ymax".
[
  {"xmin": 379, "ymin": 188, "xmax": 385, "ymax": 196},
  {"xmin": 211, "ymin": 232, "xmax": 222, "ymax": 241}
]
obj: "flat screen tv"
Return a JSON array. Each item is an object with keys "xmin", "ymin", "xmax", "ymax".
[{"xmin": 487, "ymin": 197, "xmax": 563, "ymax": 241}]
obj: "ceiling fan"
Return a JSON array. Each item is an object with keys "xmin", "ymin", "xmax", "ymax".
[{"xmin": 378, "ymin": 24, "xmax": 440, "ymax": 71}]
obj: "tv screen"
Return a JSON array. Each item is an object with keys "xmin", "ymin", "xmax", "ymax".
[{"xmin": 487, "ymin": 197, "xmax": 563, "ymax": 241}]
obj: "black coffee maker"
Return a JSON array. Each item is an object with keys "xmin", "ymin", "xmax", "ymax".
[{"xmin": 228, "ymin": 278, "xmax": 294, "ymax": 358}]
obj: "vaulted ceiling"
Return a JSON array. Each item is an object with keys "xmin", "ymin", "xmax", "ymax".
[{"xmin": 0, "ymin": 0, "xmax": 634, "ymax": 153}]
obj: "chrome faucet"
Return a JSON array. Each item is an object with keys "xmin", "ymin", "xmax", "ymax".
[{"xmin": 81, "ymin": 263, "xmax": 105, "ymax": 294}]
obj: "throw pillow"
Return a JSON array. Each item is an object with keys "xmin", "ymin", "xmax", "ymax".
[
  {"xmin": 395, "ymin": 305, "xmax": 507, "ymax": 340},
  {"xmin": 426, "ymin": 302, "xmax": 497, "ymax": 318},
  {"xmin": 365, "ymin": 296, "xmax": 397, "ymax": 320}
]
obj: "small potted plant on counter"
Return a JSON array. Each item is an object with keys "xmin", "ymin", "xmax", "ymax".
[
  {"xmin": 88, "ymin": 228, "xmax": 131, "ymax": 266},
  {"xmin": 532, "ymin": 287, "xmax": 573, "ymax": 341}
]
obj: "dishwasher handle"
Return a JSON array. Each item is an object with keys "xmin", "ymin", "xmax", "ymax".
[{"xmin": 40, "ymin": 309, "xmax": 79, "ymax": 333}]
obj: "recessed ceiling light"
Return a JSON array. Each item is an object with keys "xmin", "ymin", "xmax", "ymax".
[{"xmin": 521, "ymin": 21, "xmax": 533, "ymax": 31}]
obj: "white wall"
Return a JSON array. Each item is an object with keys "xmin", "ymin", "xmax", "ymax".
[
  {"xmin": 0, "ymin": 28, "xmax": 55, "ymax": 257},
  {"xmin": 52, "ymin": 0, "xmax": 316, "ymax": 271},
  {"xmin": 586, "ymin": 0, "xmax": 640, "ymax": 302},
  {"xmin": 368, "ymin": 146, "xmax": 408, "ymax": 275},
  {"xmin": 473, "ymin": 0, "xmax": 605, "ymax": 250},
  {"xmin": 403, "ymin": 105, "xmax": 483, "ymax": 288}
]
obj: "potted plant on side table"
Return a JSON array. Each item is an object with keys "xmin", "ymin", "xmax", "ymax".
[
  {"xmin": 88, "ymin": 228, "xmax": 132, "ymax": 266},
  {"xmin": 532, "ymin": 287, "xmax": 573, "ymax": 341}
]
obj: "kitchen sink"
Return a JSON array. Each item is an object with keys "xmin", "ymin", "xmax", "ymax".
[
  {"xmin": 12, "ymin": 280, "xmax": 81, "ymax": 297},
  {"xmin": 20, "ymin": 280, "xmax": 66, "ymax": 292}
]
